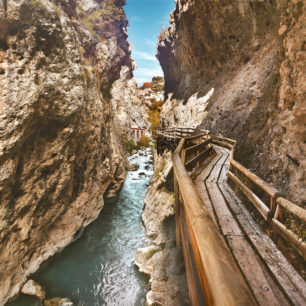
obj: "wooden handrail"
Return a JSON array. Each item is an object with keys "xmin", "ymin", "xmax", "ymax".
[
  {"xmin": 157, "ymin": 127, "xmax": 306, "ymax": 304},
  {"xmin": 228, "ymin": 171, "xmax": 270, "ymax": 220},
  {"xmin": 213, "ymin": 135, "xmax": 236, "ymax": 144},
  {"xmin": 276, "ymin": 197, "xmax": 306, "ymax": 222},
  {"xmin": 272, "ymin": 197, "xmax": 306, "ymax": 260},
  {"xmin": 212, "ymin": 137, "xmax": 306, "ymax": 263},
  {"xmin": 185, "ymin": 139, "xmax": 212, "ymax": 155},
  {"xmin": 230, "ymin": 159, "xmax": 279, "ymax": 199},
  {"xmin": 173, "ymin": 141, "xmax": 257, "ymax": 306}
]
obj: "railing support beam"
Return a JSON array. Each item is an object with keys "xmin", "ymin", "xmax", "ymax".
[{"xmin": 174, "ymin": 170, "xmax": 181, "ymax": 246}]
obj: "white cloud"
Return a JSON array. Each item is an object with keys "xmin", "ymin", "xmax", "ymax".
[
  {"xmin": 131, "ymin": 16, "xmax": 143, "ymax": 22},
  {"xmin": 134, "ymin": 77, "xmax": 147, "ymax": 85},
  {"xmin": 133, "ymin": 50, "xmax": 157, "ymax": 61},
  {"xmin": 133, "ymin": 66, "xmax": 164, "ymax": 86},
  {"xmin": 145, "ymin": 39, "xmax": 157, "ymax": 48},
  {"xmin": 136, "ymin": 66, "xmax": 163, "ymax": 77}
]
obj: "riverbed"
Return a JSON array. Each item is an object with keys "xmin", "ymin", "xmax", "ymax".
[{"xmin": 7, "ymin": 149, "xmax": 153, "ymax": 306}]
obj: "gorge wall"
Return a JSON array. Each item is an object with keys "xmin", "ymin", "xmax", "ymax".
[
  {"xmin": 111, "ymin": 65, "xmax": 151, "ymax": 139},
  {"xmin": 0, "ymin": 0, "xmax": 141, "ymax": 303},
  {"xmin": 157, "ymin": 0, "xmax": 305, "ymax": 206}
]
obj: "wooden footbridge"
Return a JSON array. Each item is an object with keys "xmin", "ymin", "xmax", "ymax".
[{"xmin": 156, "ymin": 128, "xmax": 306, "ymax": 306}]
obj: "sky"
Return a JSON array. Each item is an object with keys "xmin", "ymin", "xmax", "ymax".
[{"xmin": 124, "ymin": 0, "xmax": 175, "ymax": 86}]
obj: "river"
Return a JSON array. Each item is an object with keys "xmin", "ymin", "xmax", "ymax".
[{"xmin": 8, "ymin": 149, "xmax": 153, "ymax": 306}]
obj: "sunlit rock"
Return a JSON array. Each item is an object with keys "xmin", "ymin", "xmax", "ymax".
[{"xmin": 21, "ymin": 280, "xmax": 46, "ymax": 300}]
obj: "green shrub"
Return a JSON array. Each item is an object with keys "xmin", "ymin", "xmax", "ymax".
[
  {"xmin": 124, "ymin": 139, "xmax": 140, "ymax": 154},
  {"xmin": 77, "ymin": 0, "xmax": 128, "ymax": 37},
  {"xmin": 32, "ymin": 0, "xmax": 43, "ymax": 8},
  {"xmin": 138, "ymin": 135, "xmax": 150, "ymax": 147}
]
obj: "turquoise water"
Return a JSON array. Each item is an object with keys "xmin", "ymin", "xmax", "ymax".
[{"xmin": 8, "ymin": 149, "xmax": 153, "ymax": 306}]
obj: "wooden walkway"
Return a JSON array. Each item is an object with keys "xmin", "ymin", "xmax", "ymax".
[
  {"xmin": 194, "ymin": 145, "xmax": 306, "ymax": 305},
  {"xmin": 157, "ymin": 128, "xmax": 306, "ymax": 305}
]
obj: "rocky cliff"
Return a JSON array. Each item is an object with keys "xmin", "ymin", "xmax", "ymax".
[
  {"xmin": 0, "ymin": 0, "xmax": 136, "ymax": 303},
  {"xmin": 111, "ymin": 65, "xmax": 151, "ymax": 138},
  {"xmin": 157, "ymin": 0, "xmax": 305, "ymax": 206}
]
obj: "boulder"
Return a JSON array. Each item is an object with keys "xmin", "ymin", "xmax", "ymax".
[
  {"xmin": 44, "ymin": 297, "xmax": 74, "ymax": 306},
  {"xmin": 128, "ymin": 163, "xmax": 139, "ymax": 171},
  {"xmin": 21, "ymin": 280, "xmax": 46, "ymax": 300}
]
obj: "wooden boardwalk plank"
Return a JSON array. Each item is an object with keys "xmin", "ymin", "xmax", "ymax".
[
  {"xmin": 249, "ymin": 234, "xmax": 306, "ymax": 305},
  {"xmin": 193, "ymin": 149, "xmax": 224, "ymax": 229},
  {"xmin": 227, "ymin": 235, "xmax": 289, "ymax": 306},
  {"xmin": 192, "ymin": 145, "xmax": 306, "ymax": 305},
  {"xmin": 205, "ymin": 147, "xmax": 243, "ymax": 236},
  {"xmin": 220, "ymin": 181, "xmax": 306, "ymax": 304},
  {"xmin": 214, "ymin": 145, "xmax": 306, "ymax": 305},
  {"xmin": 205, "ymin": 147, "xmax": 289, "ymax": 305},
  {"xmin": 206, "ymin": 181, "xmax": 243, "ymax": 236}
]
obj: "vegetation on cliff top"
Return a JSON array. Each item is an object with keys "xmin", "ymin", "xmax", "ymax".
[{"xmin": 77, "ymin": 0, "xmax": 128, "ymax": 37}]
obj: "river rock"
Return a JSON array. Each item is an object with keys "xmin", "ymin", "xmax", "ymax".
[
  {"xmin": 21, "ymin": 280, "xmax": 46, "ymax": 300},
  {"xmin": 44, "ymin": 297, "xmax": 73, "ymax": 306},
  {"xmin": 135, "ymin": 246, "xmax": 159, "ymax": 275},
  {"xmin": 145, "ymin": 165, "xmax": 150, "ymax": 170},
  {"xmin": 128, "ymin": 164, "xmax": 139, "ymax": 171}
]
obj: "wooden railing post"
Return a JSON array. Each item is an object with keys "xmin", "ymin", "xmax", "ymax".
[
  {"xmin": 181, "ymin": 148, "xmax": 186, "ymax": 165},
  {"xmin": 270, "ymin": 196, "xmax": 277, "ymax": 216},
  {"xmin": 174, "ymin": 170, "xmax": 181, "ymax": 246},
  {"xmin": 207, "ymin": 133, "xmax": 213, "ymax": 156},
  {"xmin": 196, "ymin": 136, "xmax": 201, "ymax": 168}
]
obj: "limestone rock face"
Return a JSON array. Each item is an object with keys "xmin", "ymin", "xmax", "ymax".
[
  {"xmin": 0, "ymin": 0, "xmax": 132, "ymax": 303},
  {"xmin": 136, "ymin": 151, "xmax": 189, "ymax": 306},
  {"xmin": 111, "ymin": 65, "xmax": 151, "ymax": 137},
  {"xmin": 157, "ymin": 0, "xmax": 305, "ymax": 205}
]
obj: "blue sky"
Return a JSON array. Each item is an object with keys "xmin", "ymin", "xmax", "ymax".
[{"xmin": 124, "ymin": 0, "xmax": 175, "ymax": 86}]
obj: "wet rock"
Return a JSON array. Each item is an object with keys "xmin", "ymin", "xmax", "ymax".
[
  {"xmin": 139, "ymin": 172, "xmax": 146, "ymax": 176},
  {"xmin": 128, "ymin": 164, "xmax": 139, "ymax": 171},
  {"xmin": 135, "ymin": 246, "xmax": 160, "ymax": 275},
  {"xmin": 145, "ymin": 165, "xmax": 150, "ymax": 170},
  {"xmin": 21, "ymin": 280, "xmax": 46, "ymax": 300},
  {"xmin": 44, "ymin": 297, "xmax": 73, "ymax": 306}
]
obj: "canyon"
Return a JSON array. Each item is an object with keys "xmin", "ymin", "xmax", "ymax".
[{"xmin": 0, "ymin": 0, "xmax": 305, "ymax": 305}]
